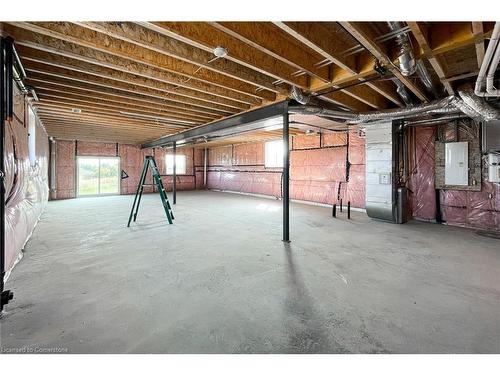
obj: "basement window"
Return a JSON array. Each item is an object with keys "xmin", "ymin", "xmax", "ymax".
[
  {"xmin": 77, "ymin": 157, "xmax": 121, "ymax": 196},
  {"xmin": 265, "ymin": 140, "xmax": 284, "ymax": 168},
  {"xmin": 166, "ymin": 154, "xmax": 187, "ymax": 175},
  {"xmin": 28, "ymin": 106, "xmax": 36, "ymax": 167}
]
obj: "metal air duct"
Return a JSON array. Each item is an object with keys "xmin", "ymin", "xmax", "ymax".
[{"xmin": 387, "ymin": 22, "xmax": 417, "ymax": 76}]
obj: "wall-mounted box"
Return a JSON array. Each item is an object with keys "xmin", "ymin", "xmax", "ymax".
[
  {"xmin": 482, "ymin": 120, "xmax": 500, "ymax": 152},
  {"xmin": 445, "ymin": 142, "xmax": 468, "ymax": 186},
  {"xmin": 488, "ymin": 153, "xmax": 500, "ymax": 183}
]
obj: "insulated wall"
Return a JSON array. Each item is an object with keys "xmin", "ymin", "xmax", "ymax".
[
  {"xmin": 51, "ymin": 141, "xmax": 203, "ymax": 199},
  {"xmin": 206, "ymin": 130, "xmax": 366, "ymax": 208},
  {"xmin": 4, "ymin": 86, "xmax": 49, "ymax": 276},
  {"xmin": 408, "ymin": 121, "xmax": 499, "ymax": 231}
]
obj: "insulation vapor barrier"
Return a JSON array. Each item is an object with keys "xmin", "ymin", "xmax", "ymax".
[
  {"xmin": 206, "ymin": 131, "xmax": 366, "ymax": 208},
  {"xmin": 52, "ymin": 142, "xmax": 199, "ymax": 199},
  {"xmin": 4, "ymin": 88, "xmax": 49, "ymax": 277},
  {"xmin": 409, "ymin": 121, "xmax": 499, "ymax": 231},
  {"xmin": 408, "ymin": 126, "xmax": 437, "ymax": 220}
]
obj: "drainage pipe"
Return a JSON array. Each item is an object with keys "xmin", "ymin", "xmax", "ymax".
[{"xmin": 475, "ymin": 22, "xmax": 500, "ymax": 97}]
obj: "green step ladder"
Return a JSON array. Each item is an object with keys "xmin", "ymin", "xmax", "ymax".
[{"xmin": 127, "ymin": 156, "xmax": 174, "ymax": 227}]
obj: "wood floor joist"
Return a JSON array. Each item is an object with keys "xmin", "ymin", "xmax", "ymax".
[
  {"xmin": 2, "ymin": 21, "xmax": 490, "ymax": 144},
  {"xmin": 136, "ymin": 21, "xmax": 310, "ymax": 89},
  {"xmin": 30, "ymin": 80, "xmax": 223, "ymax": 119},
  {"xmin": 4, "ymin": 22, "xmax": 278, "ymax": 101}
]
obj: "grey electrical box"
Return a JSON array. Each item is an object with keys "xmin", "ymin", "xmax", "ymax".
[
  {"xmin": 445, "ymin": 142, "xmax": 468, "ymax": 186},
  {"xmin": 482, "ymin": 121, "xmax": 500, "ymax": 152}
]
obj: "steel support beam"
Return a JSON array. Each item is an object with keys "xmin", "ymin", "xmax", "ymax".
[
  {"xmin": 282, "ymin": 104, "xmax": 290, "ymax": 242},
  {"xmin": 142, "ymin": 100, "xmax": 290, "ymax": 148},
  {"xmin": 172, "ymin": 141, "xmax": 177, "ymax": 205}
]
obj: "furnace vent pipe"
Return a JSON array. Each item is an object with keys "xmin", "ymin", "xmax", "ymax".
[{"xmin": 290, "ymin": 86, "xmax": 310, "ymax": 105}]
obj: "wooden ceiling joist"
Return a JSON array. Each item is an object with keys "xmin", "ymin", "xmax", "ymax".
[
  {"xmin": 25, "ymin": 69, "xmax": 232, "ymax": 116},
  {"xmin": 136, "ymin": 21, "xmax": 310, "ymax": 89},
  {"xmin": 16, "ymin": 44, "xmax": 263, "ymax": 106},
  {"xmin": 26, "ymin": 70, "xmax": 237, "ymax": 116},
  {"xmin": 407, "ymin": 22, "xmax": 454, "ymax": 95},
  {"xmin": 36, "ymin": 93, "xmax": 213, "ymax": 123},
  {"xmin": 71, "ymin": 21, "xmax": 287, "ymax": 94},
  {"xmin": 339, "ymin": 21, "xmax": 429, "ymax": 102},
  {"xmin": 3, "ymin": 21, "xmax": 490, "ymax": 145},
  {"xmin": 30, "ymin": 81, "xmax": 222, "ymax": 119},
  {"xmin": 4, "ymin": 22, "xmax": 277, "ymax": 101}
]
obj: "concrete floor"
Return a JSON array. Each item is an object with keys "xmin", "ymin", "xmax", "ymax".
[{"xmin": 1, "ymin": 191, "xmax": 499, "ymax": 353}]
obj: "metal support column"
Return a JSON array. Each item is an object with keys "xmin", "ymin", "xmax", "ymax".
[
  {"xmin": 172, "ymin": 141, "xmax": 177, "ymax": 205},
  {"xmin": 282, "ymin": 104, "xmax": 290, "ymax": 242},
  {"xmin": 1, "ymin": 37, "xmax": 15, "ymax": 313},
  {"xmin": 203, "ymin": 147, "xmax": 207, "ymax": 189}
]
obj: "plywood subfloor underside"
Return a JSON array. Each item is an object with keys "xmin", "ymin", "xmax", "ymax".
[{"xmin": 1, "ymin": 191, "xmax": 499, "ymax": 353}]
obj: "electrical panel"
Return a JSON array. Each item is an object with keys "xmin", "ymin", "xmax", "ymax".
[
  {"xmin": 488, "ymin": 153, "xmax": 500, "ymax": 183},
  {"xmin": 445, "ymin": 142, "xmax": 468, "ymax": 186}
]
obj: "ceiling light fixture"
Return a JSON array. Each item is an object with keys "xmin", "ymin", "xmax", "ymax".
[{"xmin": 213, "ymin": 46, "xmax": 228, "ymax": 58}]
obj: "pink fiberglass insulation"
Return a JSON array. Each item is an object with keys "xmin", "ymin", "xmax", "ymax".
[
  {"xmin": 4, "ymin": 89, "xmax": 49, "ymax": 276},
  {"xmin": 440, "ymin": 170, "xmax": 499, "ymax": 231},
  {"xmin": 409, "ymin": 126, "xmax": 437, "ymax": 221},
  {"xmin": 77, "ymin": 141, "xmax": 117, "ymax": 156},
  {"xmin": 206, "ymin": 130, "xmax": 367, "ymax": 208},
  {"xmin": 53, "ymin": 142, "xmax": 197, "ymax": 199},
  {"xmin": 292, "ymin": 134, "xmax": 321, "ymax": 149},
  {"xmin": 55, "ymin": 140, "xmax": 76, "ymax": 199},
  {"xmin": 119, "ymin": 144, "xmax": 143, "ymax": 195},
  {"xmin": 209, "ymin": 145, "xmax": 233, "ymax": 166},
  {"xmin": 409, "ymin": 123, "xmax": 499, "ymax": 230}
]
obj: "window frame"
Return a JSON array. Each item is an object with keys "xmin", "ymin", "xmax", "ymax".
[
  {"xmin": 165, "ymin": 154, "xmax": 187, "ymax": 175},
  {"xmin": 264, "ymin": 139, "xmax": 284, "ymax": 168},
  {"xmin": 76, "ymin": 156, "xmax": 121, "ymax": 197}
]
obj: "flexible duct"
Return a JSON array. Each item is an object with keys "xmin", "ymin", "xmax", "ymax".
[
  {"xmin": 416, "ymin": 60, "xmax": 438, "ymax": 97},
  {"xmin": 292, "ymin": 87, "xmax": 500, "ymax": 123},
  {"xmin": 290, "ymin": 86, "xmax": 310, "ymax": 105},
  {"xmin": 392, "ymin": 78, "xmax": 415, "ymax": 105},
  {"xmin": 457, "ymin": 87, "xmax": 500, "ymax": 121},
  {"xmin": 475, "ymin": 22, "xmax": 500, "ymax": 97},
  {"xmin": 387, "ymin": 22, "xmax": 417, "ymax": 76}
]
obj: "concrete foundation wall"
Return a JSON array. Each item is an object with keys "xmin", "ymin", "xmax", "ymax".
[{"xmin": 206, "ymin": 130, "xmax": 366, "ymax": 208}]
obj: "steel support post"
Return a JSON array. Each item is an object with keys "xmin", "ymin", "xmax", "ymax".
[
  {"xmin": 172, "ymin": 141, "xmax": 177, "ymax": 205},
  {"xmin": 282, "ymin": 105, "xmax": 290, "ymax": 242}
]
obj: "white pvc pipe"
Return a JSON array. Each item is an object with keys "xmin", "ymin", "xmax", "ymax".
[
  {"xmin": 475, "ymin": 22, "xmax": 500, "ymax": 97},
  {"xmin": 486, "ymin": 34, "xmax": 500, "ymax": 95}
]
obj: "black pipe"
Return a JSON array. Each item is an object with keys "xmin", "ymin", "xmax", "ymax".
[
  {"xmin": 282, "ymin": 106, "xmax": 290, "ymax": 242},
  {"xmin": 5, "ymin": 38, "xmax": 13, "ymax": 120},
  {"xmin": 340, "ymin": 199, "xmax": 343, "ymax": 212},
  {"xmin": 1, "ymin": 37, "xmax": 15, "ymax": 313},
  {"xmin": 348, "ymin": 201, "xmax": 351, "ymax": 219},
  {"xmin": 172, "ymin": 141, "xmax": 176, "ymax": 205},
  {"xmin": 1, "ymin": 38, "xmax": 6, "ymax": 313},
  {"xmin": 332, "ymin": 204, "xmax": 336, "ymax": 218}
]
